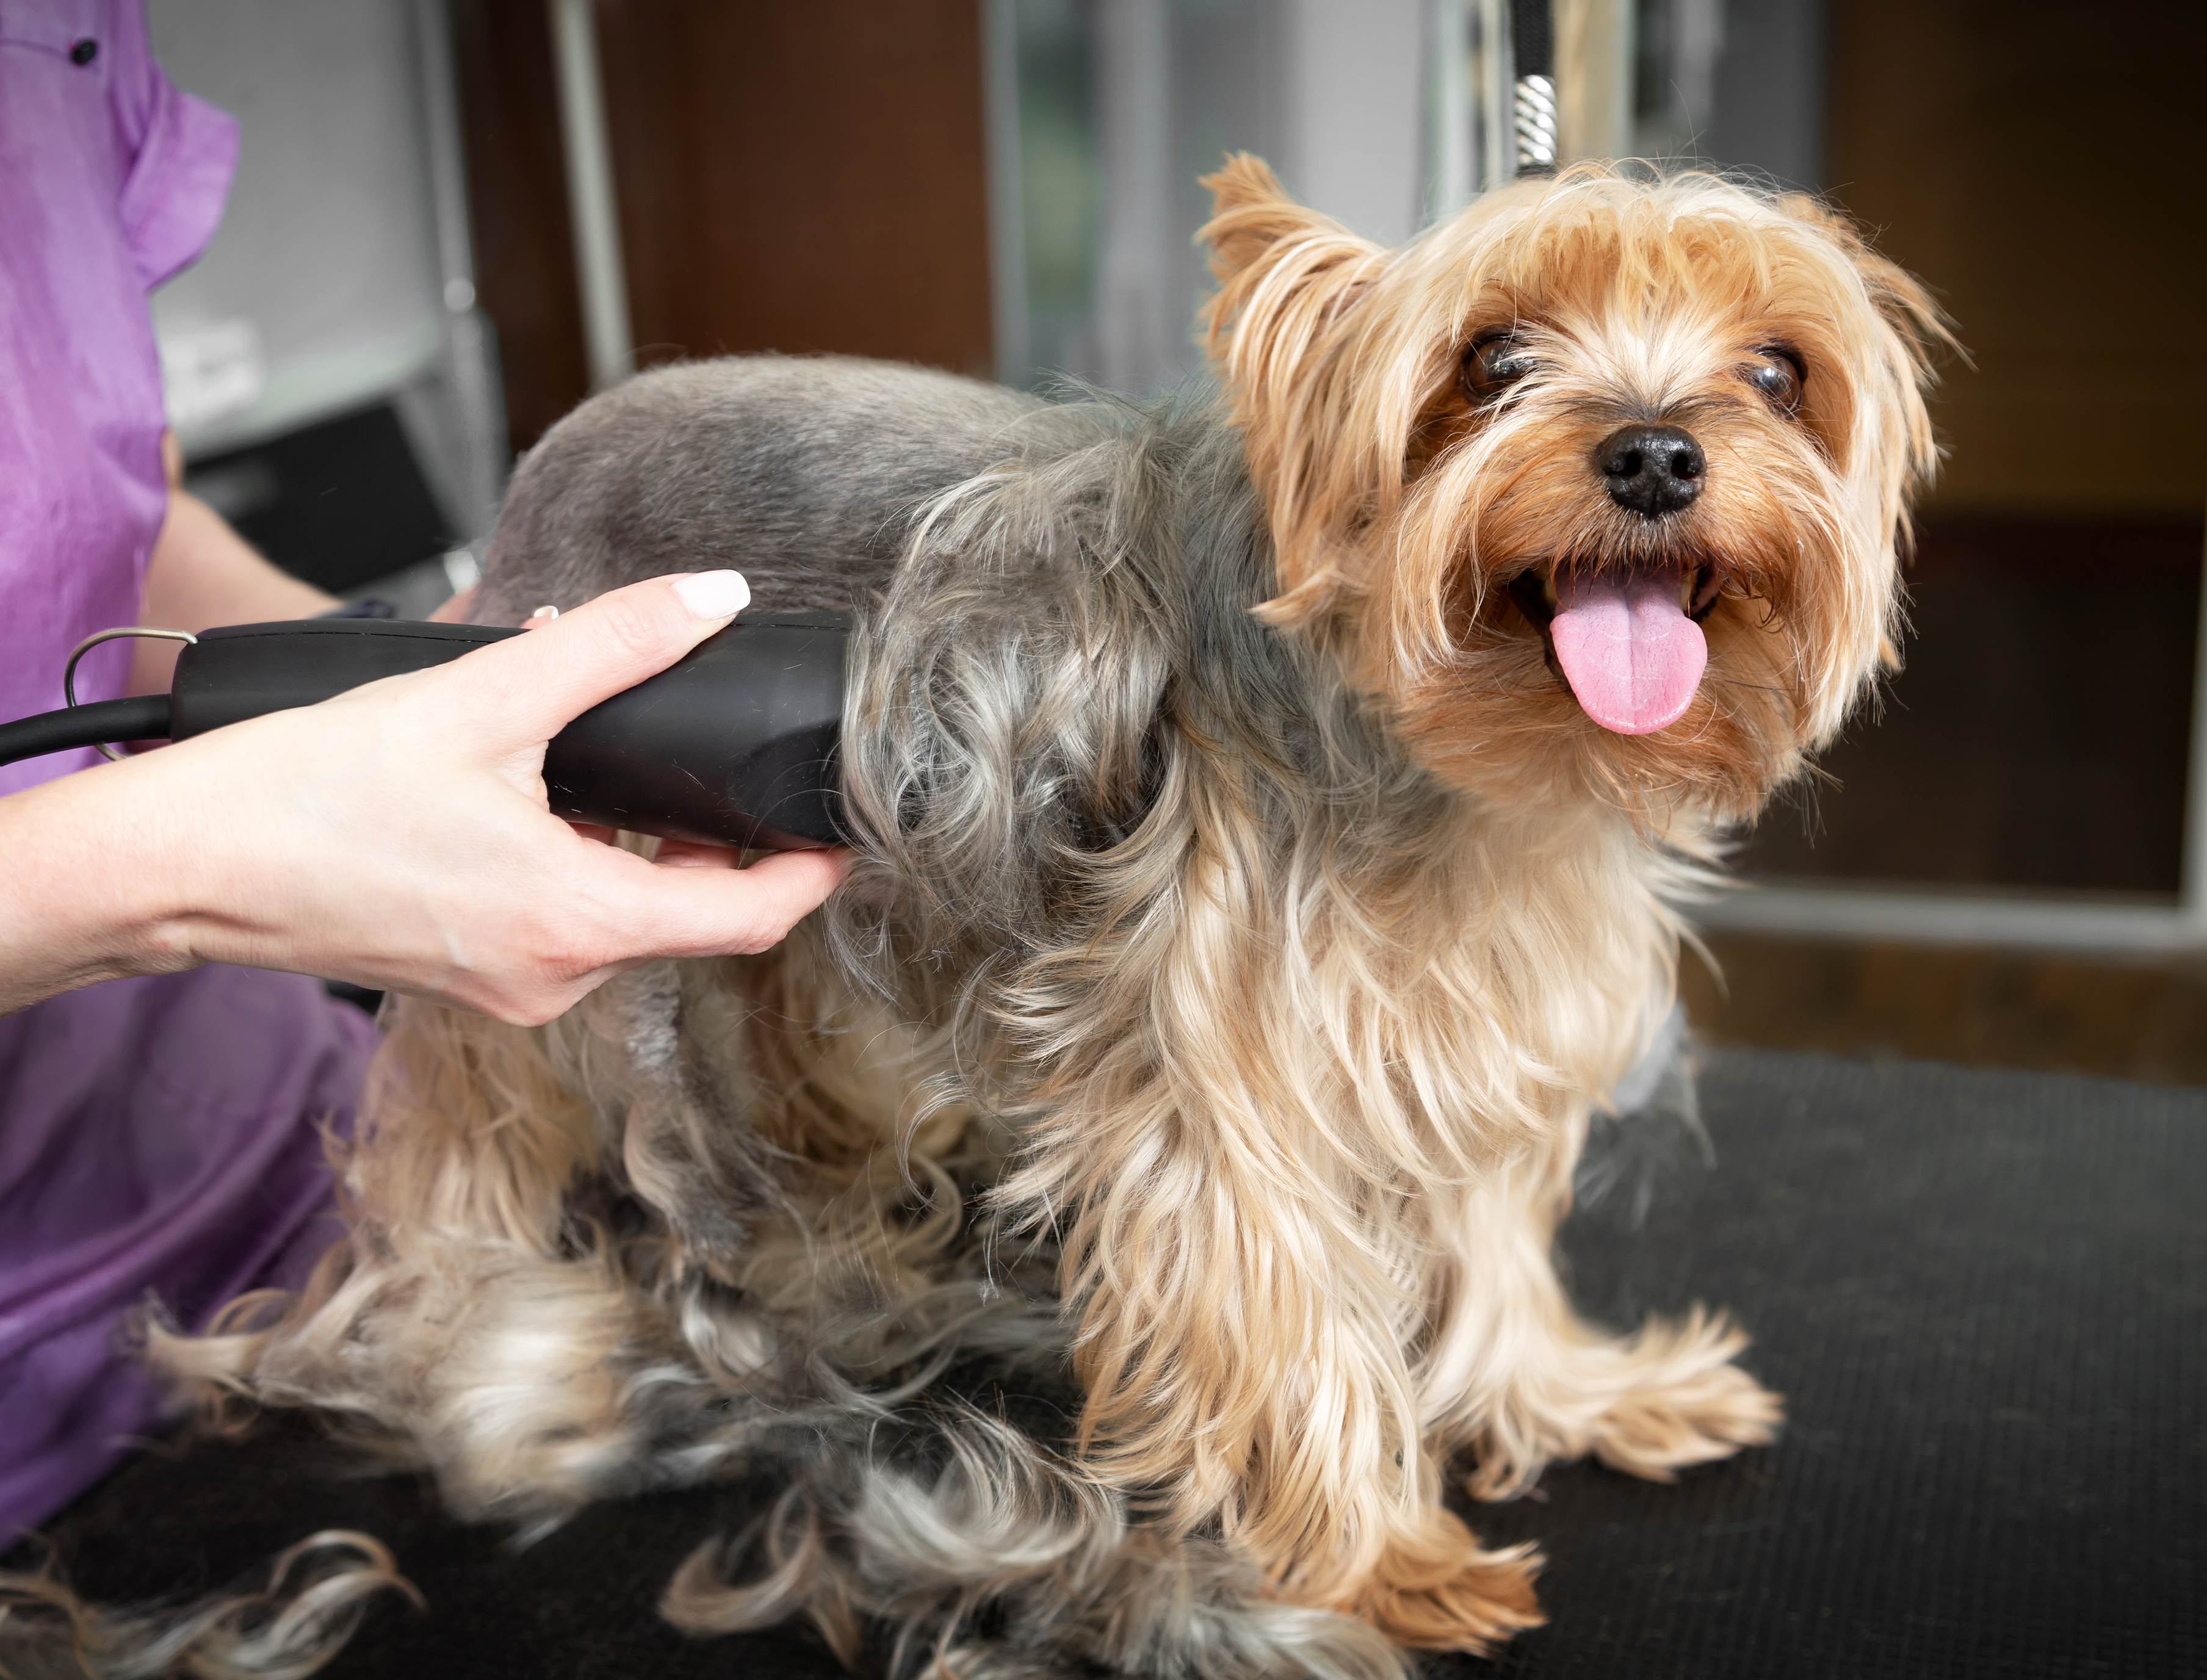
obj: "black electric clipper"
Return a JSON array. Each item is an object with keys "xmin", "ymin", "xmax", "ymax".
[{"xmin": 0, "ymin": 615, "xmax": 850, "ymax": 850}]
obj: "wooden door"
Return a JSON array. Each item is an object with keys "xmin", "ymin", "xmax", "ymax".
[{"xmin": 452, "ymin": 0, "xmax": 994, "ymax": 455}]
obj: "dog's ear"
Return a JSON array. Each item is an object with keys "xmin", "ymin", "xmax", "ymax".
[
  {"xmin": 1200, "ymin": 154, "xmax": 1339, "ymax": 286},
  {"xmin": 1197, "ymin": 154, "xmax": 1390, "ymax": 625},
  {"xmin": 1775, "ymin": 193, "xmax": 1948, "ymax": 345},
  {"xmin": 1775, "ymin": 192, "xmax": 1956, "ymax": 591}
]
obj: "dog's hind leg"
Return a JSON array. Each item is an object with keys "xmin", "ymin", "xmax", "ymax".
[{"xmin": 153, "ymin": 959, "xmax": 817, "ymax": 1521}]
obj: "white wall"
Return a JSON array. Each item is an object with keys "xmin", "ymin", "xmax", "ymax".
[
  {"xmin": 144, "ymin": 0, "xmax": 445, "ymax": 456},
  {"xmin": 1280, "ymin": 0, "xmax": 1428, "ymax": 245},
  {"xmin": 1023, "ymin": 0, "xmax": 1429, "ymax": 396}
]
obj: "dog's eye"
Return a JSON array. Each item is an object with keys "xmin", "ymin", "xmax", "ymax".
[
  {"xmin": 1741, "ymin": 347, "xmax": 1805, "ymax": 414},
  {"xmin": 1462, "ymin": 335, "xmax": 1536, "ymax": 403}
]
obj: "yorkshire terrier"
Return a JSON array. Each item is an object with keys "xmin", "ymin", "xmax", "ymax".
[{"xmin": 153, "ymin": 157, "xmax": 1940, "ymax": 1677}]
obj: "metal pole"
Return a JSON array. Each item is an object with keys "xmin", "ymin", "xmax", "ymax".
[
  {"xmin": 1477, "ymin": 0, "xmax": 1512, "ymax": 192},
  {"xmin": 1426, "ymin": 0, "xmax": 1472, "ymax": 220},
  {"xmin": 1427, "ymin": 0, "xmax": 1515, "ymax": 214},
  {"xmin": 2181, "ymin": 508, "xmax": 2207, "ymax": 924},
  {"xmin": 981, "ymin": 0, "xmax": 1030, "ymax": 389},
  {"xmin": 411, "ymin": 0, "xmax": 508, "ymax": 549},
  {"xmin": 549, "ymin": 0, "xmax": 635, "ymax": 392},
  {"xmin": 1091, "ymin": 0, "xmax": 1174, "ymax": 395}
]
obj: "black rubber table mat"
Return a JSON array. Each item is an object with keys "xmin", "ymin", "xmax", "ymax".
[{"xmin": 14, "ymin": 1049, "xmax": 2203, "ymax": 1678}]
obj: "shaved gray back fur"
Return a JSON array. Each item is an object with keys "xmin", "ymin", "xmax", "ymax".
[
  {"xmin": 475, "ymin": 351, "xmax": 1446, "ymax": 1166},
  {"xmin": 480, "ymin": 356, "xmax": 1043, "ymax": 624}
]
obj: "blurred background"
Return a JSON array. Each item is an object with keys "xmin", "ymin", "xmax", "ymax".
[{"xmin": 145, "ymin": 0, "xmax": 2207, "ymax": 1080}]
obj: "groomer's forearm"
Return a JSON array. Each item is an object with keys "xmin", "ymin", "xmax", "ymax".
[
  {"xmin": 129, "ymin": 488, "xmax": 338, "ymax": 693},
  {"xmin": 0, "ymin": 753, "xmax": 199, "ymax": 1014}
]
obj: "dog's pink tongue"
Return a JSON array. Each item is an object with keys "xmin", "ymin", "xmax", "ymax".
[{"xmin": 1549, "ymin": 569, "xmax": 1708, "ymax": 735}]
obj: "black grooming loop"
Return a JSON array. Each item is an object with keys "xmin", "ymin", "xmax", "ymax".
[{"xmin": 1510, "ymin": 0, "xmax": 1558, "ymax": 176}]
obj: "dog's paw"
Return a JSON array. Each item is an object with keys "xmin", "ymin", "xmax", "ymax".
[
  {"xmin": 1589, "ymin": 1306, "xmax": 1783, "ymax": 1482},
  {"xmin": 1344, "ymin": 1511, "xmax": 1546, "ymax": 1654}
]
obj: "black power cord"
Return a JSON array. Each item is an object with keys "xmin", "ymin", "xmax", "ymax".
[
  {"xmin": 1510, "ymin": 0, "xmax": 1553, "ymax": 78},
  {"xmin": 0, "ymin": 695, "xmax": 173, "ymax": 768},
  {"xmin": 2, "ymin": 602, "xmax": 388, "ymax": 773}
]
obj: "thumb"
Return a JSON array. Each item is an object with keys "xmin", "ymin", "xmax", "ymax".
[
  {"xmin": 445, "ymin": 571, "xmax": 751, "ymax": 748},
  {"xmin": 616, "ymin": 846, "xmax": 856, "ymax": 960}
]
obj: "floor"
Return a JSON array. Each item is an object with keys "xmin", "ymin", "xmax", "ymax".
[{"xmin": 27, "ymin": 1051, "xmax": 2205, "ymax": 1679}]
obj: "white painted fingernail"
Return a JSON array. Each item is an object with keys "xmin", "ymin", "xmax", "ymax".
[
  {"xmin": 531, "ymin": 603, "xmax": 559, "ymax": 620},
  {"xmin": 674, "ymin": 570, "xmax": 750, "ymax": 621}
]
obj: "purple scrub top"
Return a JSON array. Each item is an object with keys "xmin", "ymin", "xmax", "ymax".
[{"xmin": 0, "ymin": 0, "xmax": 378, "ymax": 1537}]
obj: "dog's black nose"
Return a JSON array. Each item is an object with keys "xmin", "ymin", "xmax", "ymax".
[{"xmin": 1598, "ymin": 424, "xmax": 1705, "ymax": 517}]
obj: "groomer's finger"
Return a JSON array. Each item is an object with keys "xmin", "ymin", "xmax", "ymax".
[
  {"xmin": 651, "ymin": 837, "xmax": 745, "ymax": 869},
  {"xmin": 620, "ymin": 846, "xmax": 853, "ymax": 956},
  {"xmin": 448, "ymin": 571, "xmax": 750, "ymax": 747}
]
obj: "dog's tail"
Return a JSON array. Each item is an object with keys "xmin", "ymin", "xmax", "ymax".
[
  {"xmin": 0, "ymin": 1530, "xmax": 418, "ymax": 1680},
  {"xmin": 661, "ymin": 1405, "xmax": 1410, "ymax": 1680}
]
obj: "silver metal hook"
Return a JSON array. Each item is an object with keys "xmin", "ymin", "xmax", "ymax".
[{"xmin": 63, "ymin": 627, "xmax": 198, "ymax": 760}]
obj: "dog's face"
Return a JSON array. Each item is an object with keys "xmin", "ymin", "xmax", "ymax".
[{"xmin": 1201, "ymin": 158, "xmax": 1945, "ymax": 823}]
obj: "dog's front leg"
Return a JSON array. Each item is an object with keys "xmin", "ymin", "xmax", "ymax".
[
  {"xmin": 1016, "ymin": 1078, "xmax": 1545, "ymax": 1654},
  {"xmin": 1417, "ymin": 1145, "xmax": 1783, "ymax": 1499}
]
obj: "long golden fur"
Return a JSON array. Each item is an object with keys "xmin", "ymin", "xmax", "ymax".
[{"xmin": 117, "ymin": 159, "xmax": 1941, "ymax": 1678}]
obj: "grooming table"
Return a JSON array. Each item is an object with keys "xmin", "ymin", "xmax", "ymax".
[{"xmin": 15, "ymin": 1050, "xmax": 2202, "ymax": 1678}]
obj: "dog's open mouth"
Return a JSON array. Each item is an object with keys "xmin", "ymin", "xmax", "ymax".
[{"xmin": 1507, "ymin": 561, "xmax": 1722, "ymax": 735}]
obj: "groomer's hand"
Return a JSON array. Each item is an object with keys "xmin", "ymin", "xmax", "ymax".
[{"xmin": 0, "ymin": 572, "xmax": 851, "ymax": 1022}]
